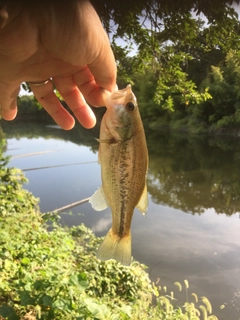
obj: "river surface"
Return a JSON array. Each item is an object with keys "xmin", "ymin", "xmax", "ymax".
[{"xmin": 1, "ymin": 120, "xmax": 240, "ymax": 320}]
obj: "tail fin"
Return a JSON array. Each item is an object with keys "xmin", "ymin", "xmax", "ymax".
[{"xmin": 96, "ymin": 229, "xmax": 132, "ymax": 266}]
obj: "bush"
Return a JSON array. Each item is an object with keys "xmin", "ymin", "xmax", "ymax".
[{"xmin": 0, "ymin": 141, "xmax": 219, "ymax": 319}]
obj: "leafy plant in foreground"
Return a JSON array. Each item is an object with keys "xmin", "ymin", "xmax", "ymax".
[
  {"xmin": 0, "ymin": 142, "xmax": 219, "ymax": 319},
  {"xmin": 0, "ymin": 140, "xmax": 39, "ymax": 216}
]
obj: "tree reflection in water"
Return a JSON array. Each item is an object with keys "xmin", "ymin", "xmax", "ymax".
[{"xmin": 147, "ymin": 132, "xmax": 240, "ymax": 216}]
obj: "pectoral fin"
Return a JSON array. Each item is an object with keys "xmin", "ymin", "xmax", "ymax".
[
  {"xmin": 136, "ymin": 184, "xmax": 148, "ymax": 216},
  {"xmin": 89, "ymin": 186, "xmax": 108, "ymax": 211}
]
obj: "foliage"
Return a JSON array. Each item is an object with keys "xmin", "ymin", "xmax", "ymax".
[
  {"xmin": 0, "ymin": 139, "xmax": 39, "ymax": 215},
  {"xmin": 16, "ymin": 95, "xmax": 52, "ymax": 122},
  {"xmin": 93, "ymin": 1, "xmax": 240, "ymax": 133},
  {"xmin": 0, "ymin": 128, "xmax": 5, "ymax": 141},
  {"xmin": 115, "ymin": 48, "xmax": 240, "ymax": 134},
  {"xmin": 92, "ymin": 0, "xmax": 240, "ymax": 114},
  {"xmin": 155, "ymin": 280, "xmax": 219, "ymax": 320},
  {"xmin": 0, "ymin": 141, "xmax": 219, "ymax": 319},
  {"xmin": 18, "ymin": 1, "xmax": 240, "ymax": 134},
  {"xmin": 197, "ymin": 50, "xmax": 240, "ymax": 130},
  {"xmin": 92, "ymin": 0, "xmax": 240, "ymax": 26}
]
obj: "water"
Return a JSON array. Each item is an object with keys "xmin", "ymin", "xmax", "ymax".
[{"xmin": 1, "ymin": 120, "xmax": 240, "ymax": 320}]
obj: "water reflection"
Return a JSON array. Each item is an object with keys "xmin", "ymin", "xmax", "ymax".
[
  {"xmin": 1, "ymin": 121, "xmax": 240, "ymax": 320},
  {"xmin": 1, "ymin": 117, "xmax": 100, "ymax": 153},
  {"xmin": 4, "ymin": 120, "xmax": 240, "ymax": 217},
  {"xmin": 147, "ymin": 132, "xmax": 240, "ymax": 215}
]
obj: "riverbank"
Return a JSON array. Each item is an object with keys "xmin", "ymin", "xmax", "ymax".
[
  {"xmin": 10, "ymin": 96, "xmax": 240, "ymax": 137},
  {"xmin": 0, "ymin": 142, "xmax": 219, "ymax": 320},
  {"xmin": 143, "ymin": 115, "xmax": 240, "ymax": 137}
]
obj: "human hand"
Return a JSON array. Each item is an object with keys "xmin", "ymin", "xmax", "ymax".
[{"xmin": 0, "ymin": 1, "xmax": 116, "ymax": 129}]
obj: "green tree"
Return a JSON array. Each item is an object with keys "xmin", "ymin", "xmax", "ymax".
[
  {"xmin": 19, "ymin": 1, "xmax": 240, "ymax": 133},
  {"xmin": 92, "ymin": 0, "xmax": 240, "ymax": 113},
  {"xmin": 195, "ymin": 50, "xmax": 240, "ymax": 130}
]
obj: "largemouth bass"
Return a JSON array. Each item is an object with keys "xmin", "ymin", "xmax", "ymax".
[{"xmin": 89, "ymin": 84, "xmax": 148, "ymax": 266}]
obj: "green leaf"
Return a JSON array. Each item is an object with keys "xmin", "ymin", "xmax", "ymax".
[
  {"xmin": 69, "ymin": 273, "xmax": 88, "ymax": 289},
  {"xmin": 85, "ymin": 303, "xmax": 99, "ymax": 316},
  {"xmin": 4, "ymin": 258, "xmax": 12, "ymax": 270},
  {"xmin": 42, "ymin": 294, "xmax": 53, "ymax": 307},
  {"xmin": 0, "ymin": 305, "xmax": 19, "ymax": 319},
  {"xmin": 19, "ymin": 291, "xmax": 35, "ymax": 306},
  {"xmin": 120, "ymin": 305, "xmax": 132, "ymax": 317},
  {"xmin": 52, "ymin": 299, "xmax": 70, "ymax": 311},
  {"xmin": 94, "ymin": 304, "xmax": 112, "ymax": 319},
  {"xmin": 24, "ymin": 282, "xmax": 32, "ymax": 291}
]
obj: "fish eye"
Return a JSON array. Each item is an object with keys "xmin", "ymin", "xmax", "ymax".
[{"xmin": 126, "ymin": 102, "xmax": 135, "ymax": 111}]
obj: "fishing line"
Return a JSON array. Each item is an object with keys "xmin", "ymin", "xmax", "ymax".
[{"xmin": 22, "ymin": 160, "xmax": 97, "ymax": 171}]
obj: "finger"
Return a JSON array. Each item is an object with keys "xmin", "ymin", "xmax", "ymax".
[
  {"xmin": 88, "ymin": 43, "xmax": 117, "ymax": 93},
  {"xmin": 30, "ymin": 80, "xmax": 75, "ymax": 130},
  {"xmin": 73, "ymin": 67, "xmax": 108, "ymax": 107},
  {"xmin": 0, "ymin": 100, "xmax": 17, "ymax": 120},
  {"xmin": 77, "ymin": 1, "xmax": 116, "ymax": 93},
  {"xmin": 53, "ymin": 75, "xmax": 96, "ymax": 129},
  {"xmin": 0, "ymin": 83, "xmax": 19, "ymax": 120}
]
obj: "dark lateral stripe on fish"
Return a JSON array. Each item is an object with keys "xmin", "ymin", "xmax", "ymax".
[
  {"xmin": 118, "ymin": 142, "xmax": 135, "ymax": 238},
  {"xmin": 119, "ymin": 142, "xmax": 129, "ymax": 237}
]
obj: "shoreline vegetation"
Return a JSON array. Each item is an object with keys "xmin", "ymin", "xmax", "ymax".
[
  {"xmin": 0, "ymin": 141, "xmax": 219, "ymax": 319},
  {"xmin": 15, "ymin": 92, "xmax": 240, "ymax": 137},
  {"xmin": 17, "ymin": 48, "xmax": 240, "ymax": 138}
]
